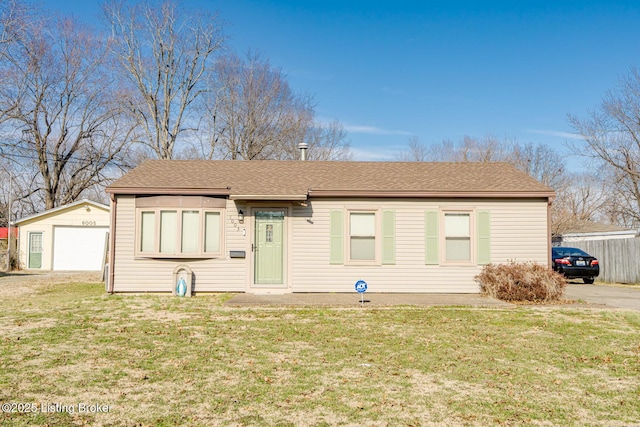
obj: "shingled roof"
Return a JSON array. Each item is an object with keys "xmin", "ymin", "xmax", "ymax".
[{"xmin": 106, "ymin": 160, "xmax": 555, "ymax": 199}]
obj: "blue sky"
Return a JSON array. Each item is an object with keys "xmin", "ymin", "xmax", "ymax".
[{"xmin": 44, "ymin": 0, "xmax": 640, "ymax": 165}]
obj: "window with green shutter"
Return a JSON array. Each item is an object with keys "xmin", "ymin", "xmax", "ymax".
[
  {"xmin": 329, "ymin": 210, "xmax": 344, "ymax": 264},
  {"xmin": 477, "ymin": 210, "xmax": 491, "ymax": 265},
  {"xmin": 382, "ymin": 210, "xmax": 396, "ymax": 265},
  {"xmin": 425, "ymin": 211, "xmax": 439, "ymax": 265}
]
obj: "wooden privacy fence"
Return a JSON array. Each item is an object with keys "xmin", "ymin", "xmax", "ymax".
[{"xmin": 571, "ymin": 238, "xmax": 640, "ymax": 284}]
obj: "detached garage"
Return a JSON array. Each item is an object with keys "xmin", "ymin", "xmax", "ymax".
[{"xmin": 15, "ymin": 199, "xmax": 110, "ymax": 271}]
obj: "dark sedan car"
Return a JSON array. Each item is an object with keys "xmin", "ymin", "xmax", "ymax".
[{"xmin": 552, "ymin": 247, "xmax": 600, "ymax": 284}]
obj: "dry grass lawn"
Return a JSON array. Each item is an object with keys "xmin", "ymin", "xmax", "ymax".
[{"xmin": 0, "ymin": 274, "xmax": 639, "ymax": 426}]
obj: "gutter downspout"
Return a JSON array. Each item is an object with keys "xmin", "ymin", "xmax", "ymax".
[{"xmin": 108, "ymin": 194, "xmax": 117, "ymax": 293}]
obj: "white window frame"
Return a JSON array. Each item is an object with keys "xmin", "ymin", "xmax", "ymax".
[
  {"xmin": 441, "ymin": 210, "xmax": 475, "ymax": 265},
  {"xmin": 346, "ymin": 209, "xmax": 380, "ymax": 265},
  {"xmin": 135, "ymin": 208, "xmax": 224, "ymax": 258}
]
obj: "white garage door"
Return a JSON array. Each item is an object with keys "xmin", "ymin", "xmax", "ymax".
[{"xmin": 53, "ymin": 226, "xmax": 109, "ymax": 271}]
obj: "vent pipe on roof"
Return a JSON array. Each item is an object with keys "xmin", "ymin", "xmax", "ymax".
[{"xmin": 298, "ymin": 142, "xmax": 308, "ymax": 161}]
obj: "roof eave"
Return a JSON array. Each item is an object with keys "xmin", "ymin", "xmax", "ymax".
[
  {"xmin": 562, "ymin": 230, "xmax": 638, "ymax": 238},
  {"xmin": 14, "ymin": 199, "xmax": 110, "ymax": 224},
  {"xmin": 106, "ymin": 187, "xmax": 231, "ymax": 196},
  {"xmin": 229, "ymin": 194, "xmax": 308, "ymax": 201},
  {"xmin": 307, "ymin": 190, "xmax": 556, "ymax": 198}
]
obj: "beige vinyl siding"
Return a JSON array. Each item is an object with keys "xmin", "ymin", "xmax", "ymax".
[
  {"xmin": 111, "ymin": 195, "xmax": 549, "ymax": 294},
  {"xmin": 111, "ymin": 196, "xmax": 246, "ymax": 292},
  {"xmin": 291, "ymin": 198, "xmax": 548, "ymax": 293},
  {"xmin": 17, "ymin": 203, "xmax": 110, "ymax": 270},
  {"xmin": 489, "ymin": 201, "xmax": 548, "ymax": 263}
]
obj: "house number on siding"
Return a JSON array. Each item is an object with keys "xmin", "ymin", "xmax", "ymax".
[{"xmin": 82, "ymin": 221, "xmax": 96, "ymax": 226}]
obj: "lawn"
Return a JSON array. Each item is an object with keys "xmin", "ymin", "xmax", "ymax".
[{"xmin": 1, "ymin": 282, "xmax": 639, "ymax": 426}]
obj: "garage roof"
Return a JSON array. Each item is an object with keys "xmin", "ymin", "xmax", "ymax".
[{"xmin": 14, "ymin": 199, "xmax": 110, "ymax": 225}]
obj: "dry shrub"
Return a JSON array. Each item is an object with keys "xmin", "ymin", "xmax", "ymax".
[{"xmin": 475, "ymin": 261, "xmax": 566, "ymax": 302}]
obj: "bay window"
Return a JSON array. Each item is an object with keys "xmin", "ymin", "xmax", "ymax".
[{"xmin": 137, "ymin": 208, "xmax": 223, "ymax": 258}]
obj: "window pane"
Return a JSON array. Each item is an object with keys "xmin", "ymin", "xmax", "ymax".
[
  {"xmin": 446, "ymin": 237, "xmax": 471, "ymax": 261},
  {"xmin": 350, "ymin": 212, "xmax": 375, "ymax": 236},
  {"xmin": 445, "ymin": 213, "xmax": 470, "ymax": 237},
  {"xmin": 204, "ymin": 212, "xmax": 220, "ymax": 253},
  {"xmin": 30, "ymin": 234, "xmax": 43, "ymax": 252},
  {"xmin": 159, "ymin": 211, "xmax": 177, "ymax": 253},
  {"xmin": 140, "ymin": 211, "xmax": 155, "ymax": 252},
  {"xmin": 351, "ymin": 236, "xmax": 375, "ymax": 260},
  {"xmin": 181, "ymin": 211, "xmax": 199, "ymax": 254}
]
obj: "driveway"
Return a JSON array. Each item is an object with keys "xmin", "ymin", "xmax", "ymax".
[
  {"xmin": 0, "ymin": 271, "xmax": 102, "ymax": 297},
  {"xmin": 565, "ymin": 283, "xmax": 640, "ymax": 311}
]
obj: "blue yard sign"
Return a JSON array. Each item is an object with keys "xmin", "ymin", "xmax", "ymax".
[
  {"xmin": 355, "ymin": 280, "xmax": 368, "ymax": 293},
  {"xmin": 355, "ymin": 280, "xmax": 367, "ymax": 306}
]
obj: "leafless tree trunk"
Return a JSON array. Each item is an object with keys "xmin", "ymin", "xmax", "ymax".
[
  {"xmin": 0, "ymin": 11, "xmax": 134, "ymax": 210},
  {"xmin": 103, "ymin": 0, "xmax": 225, "ymax": 160},
  {"xmin": 568, "ymin": 67, "xmax": 640, "ymax": 228}
]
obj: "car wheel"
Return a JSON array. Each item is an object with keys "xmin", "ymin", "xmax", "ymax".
[{"xmin": 583, "ymin": 278, "xmax": 595, "ymax": 284}]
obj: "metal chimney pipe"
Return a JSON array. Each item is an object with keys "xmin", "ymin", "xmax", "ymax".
[{"xmin": 298, "ymin": 142, "xmax": 309, "ymax": 161}]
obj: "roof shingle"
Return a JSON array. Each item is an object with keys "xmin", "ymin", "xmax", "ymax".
[{"xmin": 106, "ymin": 160, "xmax": 555, "ymax": 198}]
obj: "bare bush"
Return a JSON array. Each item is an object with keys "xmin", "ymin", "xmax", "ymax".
[{"xmin": 476, "ymin": 261, "xmax": 566, "ymax": 302}]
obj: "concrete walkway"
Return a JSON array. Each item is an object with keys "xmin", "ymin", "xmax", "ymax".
[{"xmin": 225, "ymin": 292, "xmax": 514, "ymax": 308}]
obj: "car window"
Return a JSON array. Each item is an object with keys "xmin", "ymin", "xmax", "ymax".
[{"xmin": 554, "ymin": 247, "xmax": 590, "ymax": 257}]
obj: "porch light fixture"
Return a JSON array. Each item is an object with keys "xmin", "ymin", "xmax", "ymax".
[{"xmin": 238, "ymin": 210, "xmax": 244, "ymax": 224}]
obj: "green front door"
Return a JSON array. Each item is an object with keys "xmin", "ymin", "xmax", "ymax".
[
  {"xmin": 28, "ymin": 232, "xmax": 43, "ymax": 269},
  {"xmin": 254, "ymin": 210, "xmax": 285, "ymax": 285}
]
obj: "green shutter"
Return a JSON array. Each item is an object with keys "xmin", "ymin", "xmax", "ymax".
[
  {"xmin": 382, "ymin": 210, "xmax": 396, "ymax": 265},
  {"xmin": 330, "ymin": 210, "xmax": 344, "ymax": 264},
  {"xmin": 425, "ymin": 211, "xmax": 439, "ymax": 265},
  {"xmin": 477, "ymin": 210, "xmax": 491, "ymax": 265}
]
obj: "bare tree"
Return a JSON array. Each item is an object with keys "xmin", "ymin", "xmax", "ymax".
[
  {"xmin": 551, "ymin": 171, "xmax": 608, "ymax": 235},
  {"xmin": 397, "ymin": 135, "xmax": 565, "ymax": 188},
  {"xmin": 297, "ymin": 120, "xmax": 351, "ymax": 161},
  {"xmin": 0, "ymin": 11, "xmax": 134, "ymax": 210},
  {"xmin": 395, "ymin": 136, "xmax": 429, "ymax": 161},
  {"xmin": 397, "ymin": 134, "xmax": 576, "ymax": 232},
  {"xmin": 568, "ymin": 67, "xmax": 640, "ymax": 228},
  {"xmin": 398, "ymin": 135, "xmax": 509, "ymax": 163},
  {"xmin": 212, "ymin": 52, "xmax": 312, "ymax": 160},
  {"xmin": 103, "ymin": 0, "xmax": 225, "ymax": 160},
  {"xmin": 0, "ymin": 0, "xmax": 29, "ymax": 47},
  {"xmin": 210, "ymin": 52, "xmax": 350, "ymax": 161},
  {"xmin": 509, "ymin": 141, "xmax": 565, "ymax": 189}
]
